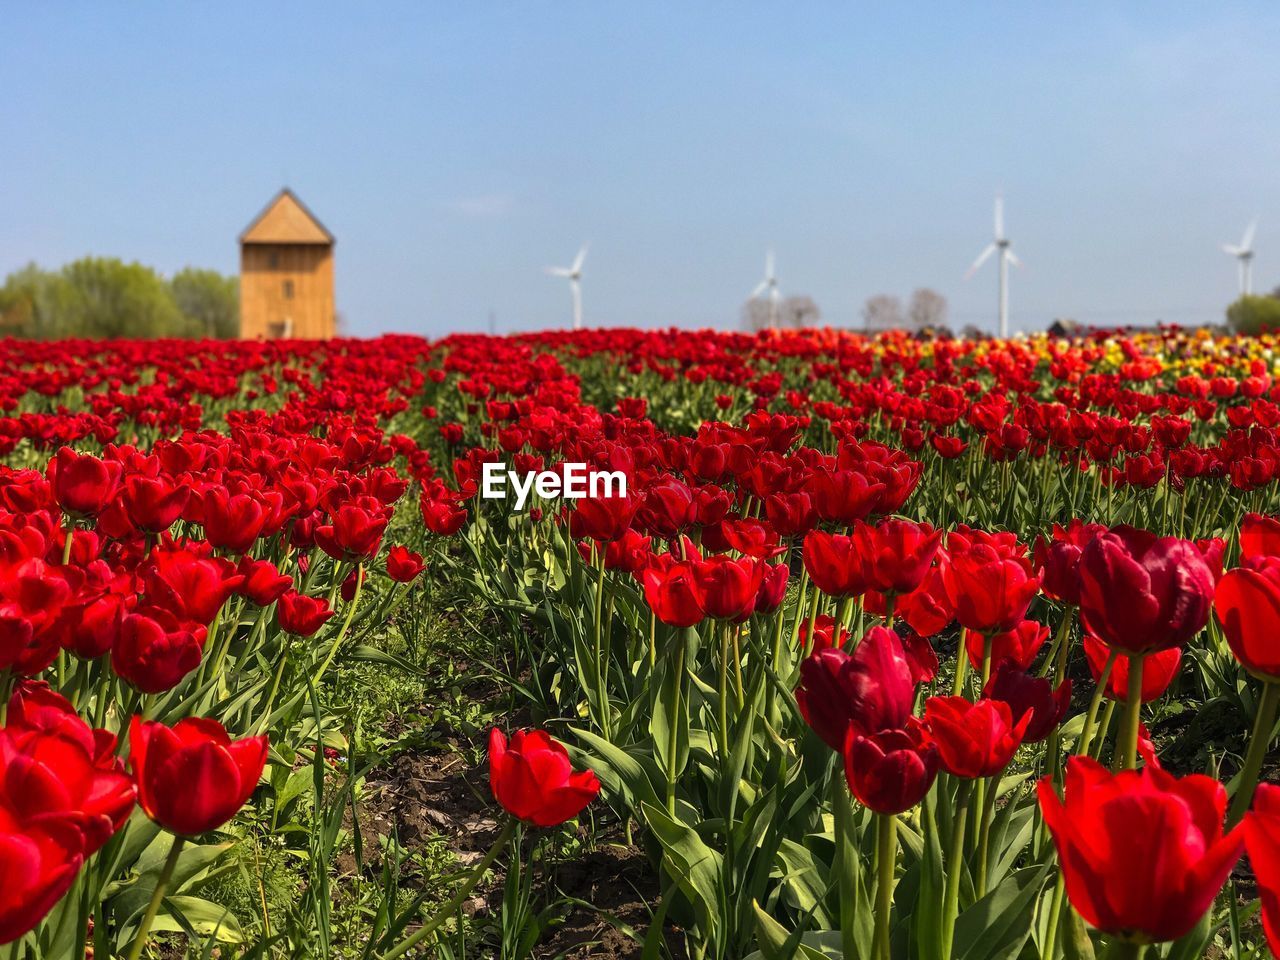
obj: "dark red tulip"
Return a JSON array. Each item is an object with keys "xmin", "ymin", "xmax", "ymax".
[
  {"xmin": 924, "ymin": 696, "xmax": 1030, "ymax": 778},
  {"xmin": 983, "ymin": 661, "xmax": 1071, "ymax": 743},
  {"xmin": 488, "ymin": 728, "xmax": 600, "ymax": 827},
  {"xmin": 129, "ymin": 717, "xmax": 268, "ymax": 836},
  {"xmin": 275, "ymin": 591, "xmax": 335, "ymax": 636},
  {"xmin": 1077, "ymin": 526, "xmax": 1214, "ymax": 654},
  {"xmin": 843, "ymin": 720, "xmax": 939, "ymax": 815},
  {"xmin": 1039, "ymin": 756, "xmax": 1245, "ymax": 944},
  {"xmin": 1033, "ymin": 519, "xmax": 1108, "ymax": 605},
  {"xmin": 141, "ymin": 543, "xmax": 242, "ymax": 626},
  {"xmin": 753, "ymin": 562, "xmax": 789, "ymax": 615},
  {"xmin": 796, "ymin": 626, "xmax": 915, "ymax": 751}
]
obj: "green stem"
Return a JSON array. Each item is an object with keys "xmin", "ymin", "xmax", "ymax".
[
  {"xmin": 125, "ymin": 836, "xmax": 184, "ymax": 960},
  {"xmin": 1077, "ymin": 649, "xmax": 1118, "ymax": 757},
  {"xmin": 1041, "ymin": 873, "xmax": 1067, "ymax": 960},
  {"xmin": 873, "ymin": 813, "xmax": 898, "ymax": 960},
  {"xmin": 382, "ymin": 818, "xmax": 517, "ymax": 959},
  {"xmin": 1117, "ymin": 652, "xmax": 1145, "ymax": 771},
  {"xmin": 975, "ymin": 774, "xmax": 998, "ymax": 898},
  {"xmin": 666, "ymin": 632, "xmax": 687, "ymax": 816},
  {"xmin": 311, "ymin": 564, "xmax": 364, "ymax": 686},
  {"xmin": 1107, "ymin": 940, "xmax": 1145, "ymax": 960},
  {"xmin": 1227, "ymin": 680, "xmax": 1280, "ymax": 826},
  {"xmin": 941, "ymin": 779, "xmax": 973, "ymax": 960}
]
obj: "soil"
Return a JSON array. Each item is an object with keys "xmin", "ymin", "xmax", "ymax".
[{"xmin": 353, "ymin": 735, "xmax": 686, "ymax": 959}]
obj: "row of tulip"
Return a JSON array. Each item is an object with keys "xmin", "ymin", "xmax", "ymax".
[{"xmin": 1, "ymin": 326, "xmax": 1280, "ymax": 958}]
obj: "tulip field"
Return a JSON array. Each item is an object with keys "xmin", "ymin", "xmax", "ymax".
[{"xmin": 3, "ymin": 327, "xmax": 1280, "ymax": 960}]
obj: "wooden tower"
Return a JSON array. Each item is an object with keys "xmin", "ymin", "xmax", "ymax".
[{"xmin": 239, "ymin": 189, "xmax": 335, "ymax": 339}]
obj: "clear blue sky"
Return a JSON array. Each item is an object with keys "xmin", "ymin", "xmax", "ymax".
[{"xmin": 3, "ymin": 4, "xmax": 1278, "ymax": 337}]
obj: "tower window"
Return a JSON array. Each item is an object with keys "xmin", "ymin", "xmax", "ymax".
[
  {"xmin": 283, "ymin": 279, "xmax": 295, "ymax": 299},
  {"xmin": 268, "ymin": 252, "xmax": 280, "ymax": 269}
]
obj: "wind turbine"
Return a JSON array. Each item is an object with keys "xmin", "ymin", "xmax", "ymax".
[
  {"xmin": 965, "ymin": 194, "xmax": 1022, "ymax": 338},
  {"xmin": 749, "ymin": 250, "xmax": 781, "ymax": 328},
  {"xmin": 1222, "ymin": 219, "xmax": 1258, "ymax": 296},
  {"xmin": 547, "ymin": 244, "xmax": 588, "ymax": 330}
]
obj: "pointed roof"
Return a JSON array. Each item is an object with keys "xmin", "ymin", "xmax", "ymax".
[{"xmin": 240, "ymin": 188, "xmax": 334, "ymax": 245}]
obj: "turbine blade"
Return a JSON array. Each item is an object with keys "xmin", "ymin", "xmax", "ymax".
[
  {"xmin": 1242, "ymin": 219, "xmax": 1258, "ymax": 251},
  {"xmin": 1223, "ymin": 244, "xmax": 1242, "ymax": 257},
  {"xmin": 965, "ymin": 244, "xmax": 997, "ymax": 278},
  {"xmin": 765, "ymin": 249, "xmax": 775, "ymax": 279},
  {"xmin": 750, "ymin": 281, "xmax": 769, "ymax": 299},
  {"xmin": 994, "ymin": 195, "xmax": 1004, "ymax": 239},
  {"xmin": 547, "ymin": 266, "xmax": 572, "ymax": 277},
  {"xmin": 573, "ymin": 244, "xmax": 589, "ymax": 272},
  {"xmin": 1006, "ymin": 249, "xmax": 1023, "ymax": 268}
]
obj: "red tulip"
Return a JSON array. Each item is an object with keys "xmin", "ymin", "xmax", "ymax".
[
  {"xmin": 199, "ymin": 488, "xmax": 268, "ymax": 554},
  {"xmin": 1245, "ymin": 782, "xmax": 1280, "ymax": 956},
  {"xmin": 275, "ymin": 591, "xmax": 335, "ymax": 636},
  {"xmin": 797, "ymin": 614, "xmax": 848, "ymax": 655},
  {"xmin": 802, "ymin": 531, "xmax": 867, "ymax": 598},
  {"xmin": 1077, "ymin": 526, "xmax": 1214, "ymax": 654},
  {"xmin": 1, "ymin": 684, "xmax": 135, "ymax": 855},
  {"xmin": 796, "ymin": 626, "xmax": 915, "ymax": 751},
  {"xmin": 964, "ymin": 619, "xmax": 1049, "ymax": 672},
  {"xmin": 753, "ymin": 562, "xmax": 789, "ymax": 615},
  {"xmin": 49, "ymin": 447, "xmax": 121, "ymax": 517},
  {"xmin": 1213, "ymin": 562, "xmax": 1280, "ymax": 680},
  {"xmin": 1033, "ymin": 519, "xmax": 1108, "ymax": 605},
  {"xmin": 923, "ymin": 696, "xmax": 1030, "ymax": 778},
  {"xmin": 141, "ymin": 543, "xmax": 242, "ymax": 626},
  {"xmin": 699, "ymin": 555, "xmax": 763, "ymax": 621},
  {"xmin": 852, "ymin": 518, "xmax": 941, "ymax": 595},
  {"xmin": 942, "ymin": 531, "xmax": 1039, "ymax": 634},
  {"xmin": 488, "ymin": 728, "xmax": 600, "ymax": 827},
  {"xmin": 1241, "ymin": 513, "xmax": 1280, "ymax": 561},
  {"xmin": 1038, "ymin": 755, "xmax": 1245, "ymax": 943},
  {"xmin": 1082, "ymin": 634, "xmax": 1181, "ymax": 703},
  {"xmin": 894, "ymin": 566, "xmax": 954, "ymax": 637},
  {"xmin": 843, "ymin": 720, "xmax": 939, "ymax": 815},
  {"xmin": 314, "ymin": 500, "xmax": 389, "ymax": 561},
  {"xmin": 640, "ymin": 555, "xmax": 706, "ymax": 627},
  {"xmin": 129, "ymin": 717, "xmax": 268, "ymax": 836},
  {"xmin": 0, "ymin": 821, "xmax": 83, "ymax": 946},
  {"xmin": 420, "ymin": 492, "xmax": 467, "ymax": 536},
  {"xmin": 112, "ymin": 609, "xmax": 206, "ymax": 693},
  {"xmin": 568, "ymin": 494, "xmax": 637, "ymax": 542},
  {"xmin": 983, "ymin": 661, "xmax": 1071, "ymax": 743},
  {"xmin": 236, "ymin": 557, "xmax": 293, "ymax": 606},
  {"xmin": 386, "ymin": 545, "xmax": 426, "ymax": 583},
  {"xmin": 122, "ymin": 475, "xmax": 190, "ymax": 534}
]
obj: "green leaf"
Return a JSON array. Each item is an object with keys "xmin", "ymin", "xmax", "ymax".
[
  {"xmin": 153, "ymin": 895, "xmax": 245, "ymax": 943},
  {"xmin": 641, "ymin": 801, "xmax": 724, "ymax": 942},
  {"xmin": 954, "ymin": 864, "xmax": 1051, "ymax": 960}
]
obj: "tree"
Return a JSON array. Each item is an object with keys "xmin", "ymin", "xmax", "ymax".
[
  {"xmin": 171, "ymin": 267, "xmax": 239, "ymax": 338},
  {"xmin": 907, "ymin": 288, "xmax": 948, "ymax": 332},
  {"xmin": 1227, "ymin": 294, "xmax": 1280, "ymax": 336},
  {"xmin": 742, "ymin": 294, "xmax": 821, "ymax": 330},
  {"xmin": 52, "ymin": 258, "xmax": 185, "ymax": 339},
  {"xmin": 862, "ymin": 294, "xmax": 903, "ymax": 332}
]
